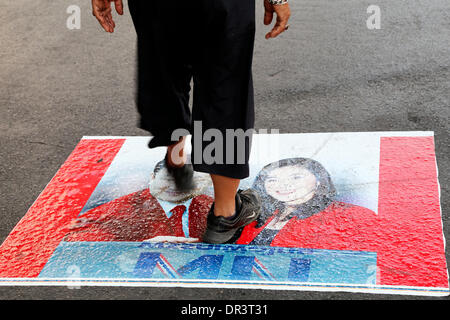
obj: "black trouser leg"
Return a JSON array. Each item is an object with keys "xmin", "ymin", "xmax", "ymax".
[
  {"xmin": 129, "ymin": 0, "xmax": 256, "ymax": 179},
  {"xmin": 129, "ymin": 0, "xmax": 193, "ymax": 147}
]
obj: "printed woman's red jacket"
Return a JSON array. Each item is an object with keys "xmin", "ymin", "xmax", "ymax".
[{"xmin": 236, "ymin": 200, "xmax": 447, "ymax": 288}]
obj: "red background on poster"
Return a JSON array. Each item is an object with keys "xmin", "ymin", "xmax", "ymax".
[
  {"xmin": 0, "ymin": 139, "xmax": 125, "ymax": 278},
  {"xmin": 377, "ymin": 136, "xmax": 446, "ymax": 287}
]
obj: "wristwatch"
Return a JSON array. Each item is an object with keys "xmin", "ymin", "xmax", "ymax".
[{"xmin": 268, "ymin": 0, "xmax": 289, "ymax": 5}]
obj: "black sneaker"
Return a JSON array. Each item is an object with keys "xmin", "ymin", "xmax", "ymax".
[
  {"xmin": 165, "ymin": 153, "xmax": 196, "ymax": 192},
  {"xmin": 202, "ymin": 189, "xmax": 261, "ymax": 244}
]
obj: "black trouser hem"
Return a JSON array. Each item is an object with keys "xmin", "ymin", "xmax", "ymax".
[{"xmin": 192, "ymin": 163, "xmax": 249, "ymax": 180}]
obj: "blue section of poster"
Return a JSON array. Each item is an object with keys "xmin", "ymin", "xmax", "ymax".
[{"xmin": 39, "ymin": 242, "xmax": 377, "ymax": 285}]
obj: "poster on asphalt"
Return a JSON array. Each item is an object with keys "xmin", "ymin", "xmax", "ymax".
[{"xmin": 0, "ymin": 132, "xmax": 447, "ymax": 296}]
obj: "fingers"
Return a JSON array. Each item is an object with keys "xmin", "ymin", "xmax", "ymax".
[
  {"xmin": 92, "ymin": 0, "xmax": 118, "ymax": 33},
  {"xmin": 114, "ymin": 0, "xmax": 124, "ymax": 15},
  {"xmin": 265, "ymin": 3, "xmax": 291, "ymax": 39},
  {"xmin": 264, "ymin": 10, "xmax": 274, "ymax": 25},
  {"xmin": 266, "ymin": 16, "xmax": 288, "ymax": 39},
  {"xmin": 92, "ymin": 5, "xmax": 113, "ymax": 32},
  {"xmin": 263, "ymin": 0, "xmax": 274, "ymax": 25}
]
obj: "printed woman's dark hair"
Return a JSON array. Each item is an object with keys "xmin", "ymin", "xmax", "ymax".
[{"xmin": 252, "ymin": 157, "xmax": 337, "ymax": 227}]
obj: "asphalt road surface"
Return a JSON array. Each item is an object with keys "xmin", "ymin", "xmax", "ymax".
[{"xmin": 0, "ymin": 0, "xmax": 449, "ymax": 300}]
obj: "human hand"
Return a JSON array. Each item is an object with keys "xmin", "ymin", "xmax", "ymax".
[
  {"xmin": 92, "ymin": 0, "xmax": 123, "ymax": 33},
  {"xmin": 264, "ymin": 0, "xmax": 291, "ymax": 39}
]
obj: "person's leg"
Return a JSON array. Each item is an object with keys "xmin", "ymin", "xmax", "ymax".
[
  {"xmin": 167, "ymin": 136, "xmax": 187, "ymax": 168},
  {"xmin": 129, "ymin": 0, "xmax": 196, "ymax": 191},
  {"xmin": 165, "ymin": 136, "xmax": 195, "ymax": 191},
  {"xmin": 128, "ymin": 0, "xmax": 193, "ymax": 149},
  {"xmin": 191, "ymin": 0, "xmax": 261, "ymax": 243},
  {"xmin": 192, "ymin": 0, "xmax": 256, "ymax": 195},
  {"xmin": 210, "ymin": 175, "xmax": 240, "ymax": 217},
  {"xmin": 191, "ymin": 11, "xmax": 256, "ymax": 181}
]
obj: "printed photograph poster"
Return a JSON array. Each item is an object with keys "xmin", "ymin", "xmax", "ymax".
[{"xmin": 0, "ymin": 132, "xmax": 448, "ymax": 296}]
